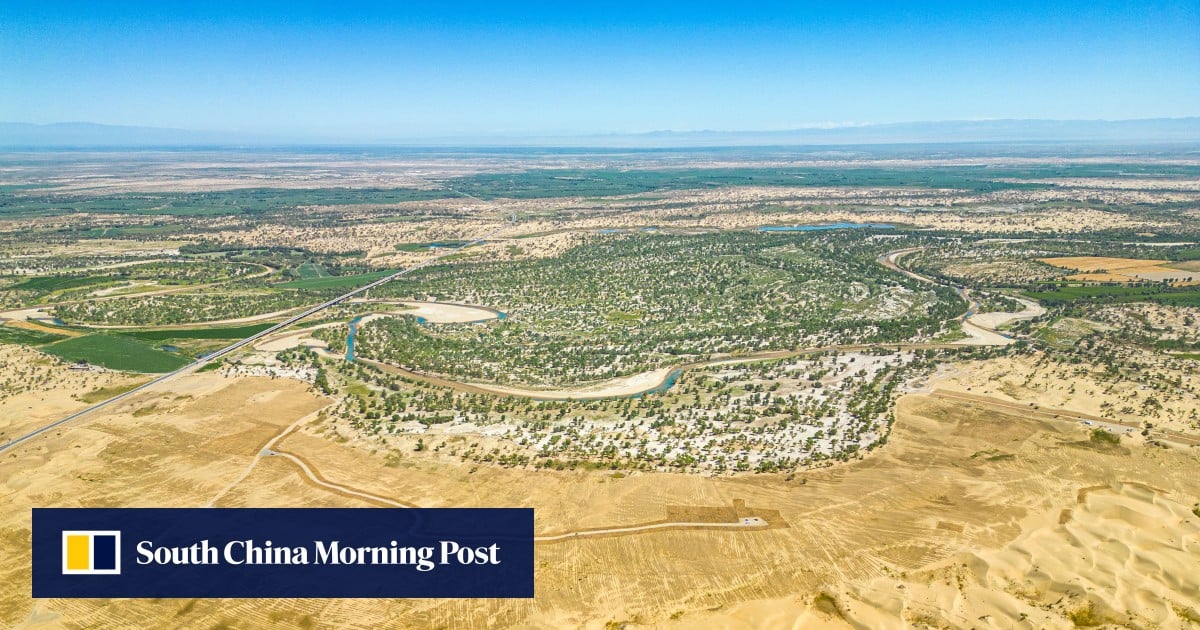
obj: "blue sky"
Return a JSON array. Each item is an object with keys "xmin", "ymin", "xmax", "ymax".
[{"xmin": 2, "ymin": 1, "xmax": 1198, "ymax": 138}]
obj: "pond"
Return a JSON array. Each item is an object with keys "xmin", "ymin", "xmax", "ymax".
[{"xmin": 629, "ymin": 369, "xmax": 683, "ymax": 398}]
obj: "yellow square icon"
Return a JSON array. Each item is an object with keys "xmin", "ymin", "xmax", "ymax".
[{"xmin": 65, "ymin": 534, "xmax": 90, "ymax": 571}]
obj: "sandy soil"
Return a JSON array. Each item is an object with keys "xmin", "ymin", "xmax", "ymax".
[
  {"xmin": 1067, "ymin": 272, "xmax": 1141, "ymax": 282},
  {"xmin": 1092, "ymin": 303, "xmax": 1200, "ymax": 341},
  {"xmin": 87, "ymin": 280, "xmax": 157, "ymax": 297},
  {"xmin": 969, "ymin": 296, "xmax": 1046, "ymax": 330},
  {"xmin": 251, "ymin": 321, "xmax": 340, "ymax": 352},
  {"xmin": 935, "ymin": 352, "xmax": 1200, "ymax": 435},
  {"xmin": 253, "ymin": 331, "xmax": 331, "ymax": 353},
  {"xmin": 0, "ymin": 345, "xmax": 146, "ymax": 442},
  {"xmin": 3, "ymin": 320, "xmax": 85, "ymax": 338},
  {"xmin": 463, "ymin": 367, "xmax": 675, "ymax": 400},
  {"xmin": 1042, "ymin": 256, "xmax": 1200, "ymax": 285},
  {"xmin": 954, "ymin": 320, "xmax": 1013, "ymax": 346},
  {"xmin": 361, "ymin": 300, "xmax": 501, "ymax": 324},
  {"xmin": 1041, "ymin": 256, "xmax": 1170, "ymax": 271},
  {"xmin": 1132, "ymin": 269, "xmax": 1200, "ymax": 283},
  {"xmin": 0, "ymin": 307, "xmax": 54, "ymax": 321},
  {"xmin": 3, "ymin": 239, "xmax": 184, "ymax": 258},
  {"xmin": 2, "ymin": 363, "xmax": 1199, "ymax": 628}
]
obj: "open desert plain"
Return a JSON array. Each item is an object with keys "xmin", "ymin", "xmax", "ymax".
[{"xmin": 0, "ymin": 146, "xmax": 1198, "ymax": 628}]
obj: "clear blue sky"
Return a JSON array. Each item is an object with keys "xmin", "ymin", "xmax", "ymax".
[{"xmin": 2, "ymin": 1, "xmax": 1198, "ymax": 138}]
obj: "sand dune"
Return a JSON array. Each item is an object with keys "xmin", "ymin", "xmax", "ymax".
[
  {"xmin": 4, "ymin": 371, "xmax": 1199, "ymax": 628},
  {"xmin": 823, "ymin": 481, "xmax": 1200, "ymax": 629}
]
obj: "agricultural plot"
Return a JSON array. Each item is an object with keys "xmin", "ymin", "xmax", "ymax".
[
  {"xmin": 275, "ymin": 269, "xmax": 393, "ymax": 290},
  {"xmin": 5, "ymin": 275, "xmax": 112, "ymax": 293},
  {"xmin": 0, "ymin": 324, "xmax": 68, "ymax": 346},
  {"xmin": 911, "ymin": 240, "xmax": 1199, "ymax": 285},
  {"xmin": 1024, "ymin": 284, "xmax": 1200, "ymax": 306},
  {"xmin": 1040, "ymin": 256, "xmax": 1199, "ymax": 284},
  {"xmin": 39, "ymin": 334, "xmax": 191, "ymax": 372},
  {"xmin": 113, "ymin": 323, "xmax": 280, "ymax": 358},
  {"xmin": 117, "ymin": 323, "xmax": 276, "ymax": 341},
  {"xmin": 0, "ymin": 260, "xmax": 263, "ymax": 307},
  {"xmin": 294, "ymin": 262, "xmax": 331, "ymax": 279},
  {"xmin": 54, "ymin": 290, "xmax": 313, "ymax": 325}
]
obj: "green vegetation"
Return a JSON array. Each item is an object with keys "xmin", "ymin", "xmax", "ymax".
[
  {"xmin": 319, "ymin": 345, "xmax": 948, "ymax": 472},
  {"xmin": 335, "ymin": 231, "xmax": 961, "ymax": 385},
  {"xmin": 442, "ymin": 161, "xmax": 1200, "ymax": 201},
  {"xmin": 0, "ymin": 260, "xmax": 264, "ymax": 308},
  {"xmin": 5, "ymin": 153, "xmax": 1199, "ymax": 481},
  {"xmin": 55, "ymin": 290, "xmax": 309, "ymax": 326},
  {"xmin": 1035, "ymin": 318, "xmax": 1102, "ymax": 348},
  {"xmin": 395, "ymin": 241, "xmax": 471, "ymax": 252},
  {"xmin": 7, "ymin": 275, "xmax": 112, "ymax": 292},
  {"xmin": 974, "ymin": 292, "xmax": 1023, "ymax": 313},
  {"xmin": 78, "ymin": 381, "xmax": 147, "ymax": 403},
  {"xmin": 444, "ymin": 166, "xmax": 1068, "ymax": 199},
  {"xmin": 295, "ymin": 262, "xmax": 330, "ymax": 279},
  {"xmin": 40, "ymin": 335, "xmax": 191, "ymax": 372},
  {"xmin": 1089, "ymin": 428, "xmax": 1122, "ymax": 445},
  {"xmin": 1025, "ymin": 284, "xmax": 1200, "ymax": 307},
  {"xmin": 0, "ymin": 187, "xmax": 452, "ymax": 218},
  {"xmin": 7, "ymin": 163, "xmax": 1200, "ymax": 219},
  {"xmin": 117, "ymin": 323, "xmax": 275, "ymax": 341},
  {"xmin": 1068, "ymin": 602, "xmax": 1107, "ymax": 627},
  {"xmin": 0, "ymin": 325, "xmax": 69, "ymax": 346},
  {"xmin": 276, "ymin": 269, "xmax": 393, "ymax": 290}
]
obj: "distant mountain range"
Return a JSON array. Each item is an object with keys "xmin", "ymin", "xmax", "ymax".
[{"xmin": 2, "ymin": 118, "xmax": 1199, "ymax": 148}]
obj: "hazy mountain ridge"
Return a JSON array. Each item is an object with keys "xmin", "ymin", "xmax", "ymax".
[{"xmin": 2, "ymin": 118, "xmax": 1199, "ymax": 148}]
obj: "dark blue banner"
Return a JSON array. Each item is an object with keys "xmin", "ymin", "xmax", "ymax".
[{"xmin": 33, "ymin": 508, "xmax": 534, "ymax": 598}]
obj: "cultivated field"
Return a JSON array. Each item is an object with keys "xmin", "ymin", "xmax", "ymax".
[{"xmin": 1041, "ymin": 256, "xmax": 1200, "ymax": 284}]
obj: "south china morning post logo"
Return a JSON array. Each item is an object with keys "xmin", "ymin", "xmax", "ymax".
[
  {"xmin": 33, "ymin": 508, "xmax": 534, "ymax": 598},
  {"xmin": 61, "ymin": 530, "xmax": 121, "ymax": 575}
]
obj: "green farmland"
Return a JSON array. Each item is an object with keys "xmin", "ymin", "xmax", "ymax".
[
  {"xmin": 116, "ymin": 322, "xmax": 276, "ymax": 341},
  {"xmin": 40, "ymin": 334, "xmax": 192, "ymax": 373},
  {"xmin": 1025, "ymin": 284, "xmax": 1200, "ymax": 306},
  {"xmin": 6, "ymin": 275, "xmax": 113, "ymax": 292},
  {"xmin": 0, "ymin": 325, "xmax": 69, "ymax": 346},
  {"xmin": 295, "ymin": 262, "xmax": 331, "ymax": 279},
  {"xmin": 0, "ymin": 187, "xmax": 453, "ymax": 218},
  {"xmin": 276, "ymin": 269, "xmax": 393, "ymax": 290}
]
